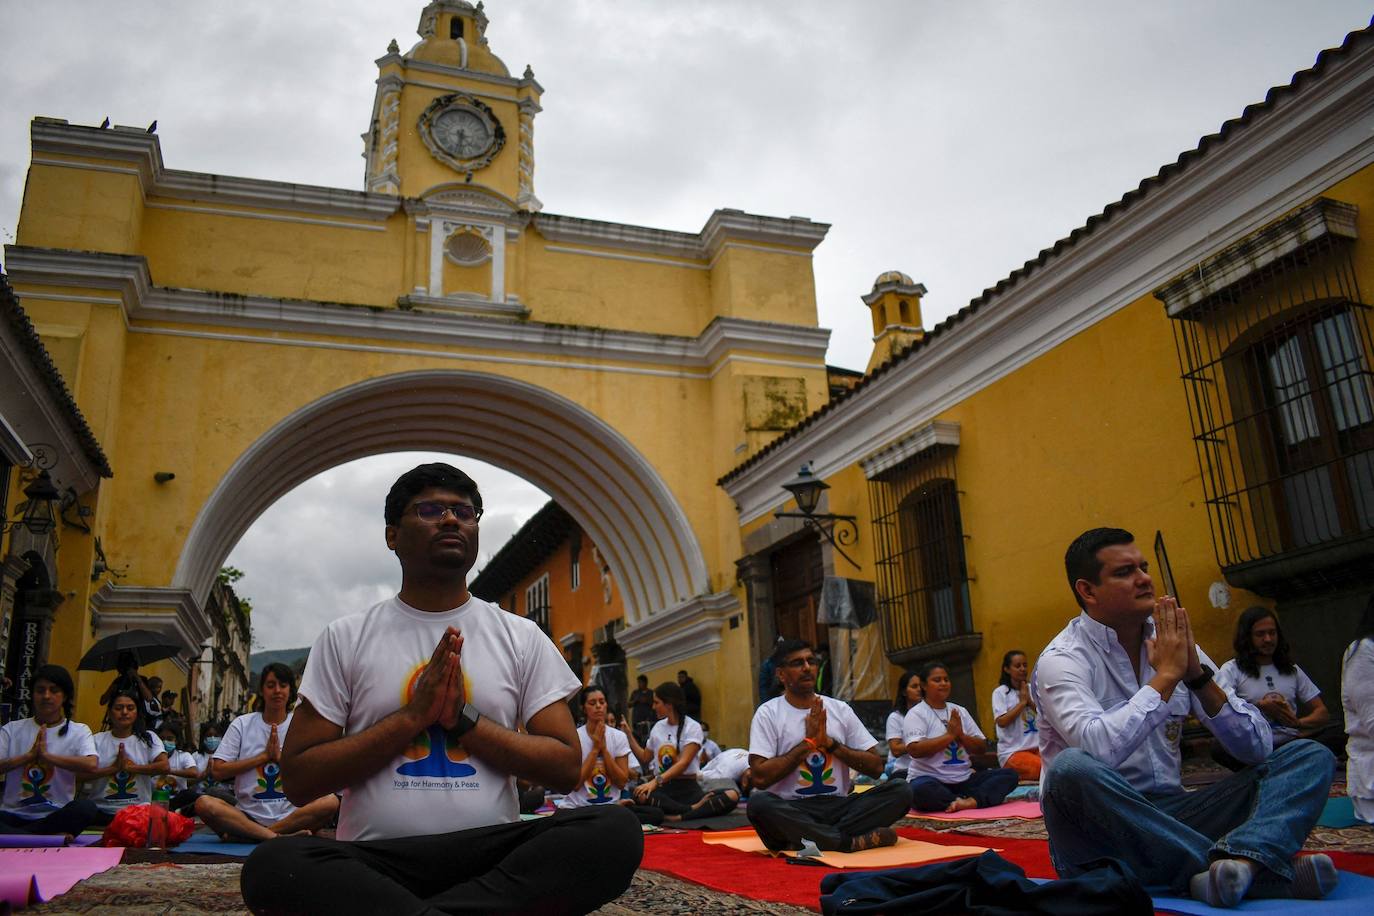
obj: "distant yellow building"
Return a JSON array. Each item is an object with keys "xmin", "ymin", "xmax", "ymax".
[{"xmin": 721, "ymin": 25, "xmax": 1374, "ymax": 729}]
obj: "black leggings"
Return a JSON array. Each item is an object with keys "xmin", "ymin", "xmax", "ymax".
[
  {"xmin": 626, "ymin": 777, "xmax": 737, "ymax": 823},
  {"xmin": 0, "ymin": 799, "xmax": 102, "ymax": 835},
  {"xmin": 241, "ymin": 804, "xmax": 642, "ymax": 915}
]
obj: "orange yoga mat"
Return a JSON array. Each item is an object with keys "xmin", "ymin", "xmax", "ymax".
[{"xmin": 701, "ymin": 828, "xmax": 996, "ymax": 868}]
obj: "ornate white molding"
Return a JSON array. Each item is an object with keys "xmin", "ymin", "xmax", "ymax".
[
  {"xmin": 89, "ymin": 584, "xmax": 213, "ymax": 674},
  {"xmin": 723, "ymin": 37, "xmax": 1374, "ymax": 524},
  {"xmin": 860, "ymin": 421, "xmax": 960, "ymax": 479},
  {"xmin": 532, "ymin": 208, "xmax": 830, "ymax": 262},
  {"xmin": 615, "ymin": 591, "xmax": 740, "ymax": 672},
  {"xmin": 2, "ymin": 247, "xmax": 830, "ymax": 373}
]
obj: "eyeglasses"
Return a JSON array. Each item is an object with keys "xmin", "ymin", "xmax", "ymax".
[
  {"xmin": 781, "ymin": 656, "xmax": 819, "ymax": 669},
  {"xmin": 410, "ymin": 501, "xmax": 483, "ymax": 523}
]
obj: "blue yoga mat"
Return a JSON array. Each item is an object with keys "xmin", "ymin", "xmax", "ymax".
[
  {"xmin": 1153, "ymin": 871, "xmax": 1374, "ymax": 914},
  {"xmin": 1319, "ymin": 796, "xmax": 1359, "ymax": 829},
  {"xmin": 169, "ymin": 835, "xmax": 259, "ymax": 857}
]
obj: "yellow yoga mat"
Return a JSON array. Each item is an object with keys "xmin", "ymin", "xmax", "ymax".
[{"xmin": 701, "ymin": 828, "xmax": 996, "ymax": 868}]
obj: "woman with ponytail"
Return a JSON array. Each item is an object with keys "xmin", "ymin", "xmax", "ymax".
[
  {"xmin": 0, "ymin": 664, "xmax": 102, "ymax": 834},
  {"xmin": 83, "ymin": 688, "xmax": 169, "ymax": 820},
  {"xmin": 622, "ymin": 681, "xmax": 737, "ymax": 823}
]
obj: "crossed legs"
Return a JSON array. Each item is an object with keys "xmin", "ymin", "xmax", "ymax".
[{"xmin": 195, "ymin": 794, "xmax": 339, "ymax": 842}]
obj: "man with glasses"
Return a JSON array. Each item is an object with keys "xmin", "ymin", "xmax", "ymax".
[
  {"xmin": 746, "ymin": 639, "xmax": 912, "ymax": 852},
  {"xmin": 241, "ymin": 463, "xmax": 642, "ymax": 914}
]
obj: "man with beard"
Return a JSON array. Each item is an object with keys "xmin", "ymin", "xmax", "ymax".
[
  {"xmin": 746, "ymin": 639, "xmax": 911, "ymax": 852},
  {"xmin": 241, "ymin": 464, "xmax": 641, "ymax": 914}
]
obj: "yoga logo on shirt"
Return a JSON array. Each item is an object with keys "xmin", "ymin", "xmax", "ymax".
[
  {"xmin": 586, "ymin": 762, "xmax": 613, "ymax": 804},
  {"xmin": 153, "ymin": 774, "xmax": 177, "ymax": 794},
  {"xmin": 942, "ymin": 740, "xmax": 966, "ymax": 766},
  {"xmin": 1023, "ymin": 708, "xmax": 1038, "ymax": 735},
  {"xmin": 105, "ymin": 768, "xmax": 138, "ymax": 800},
  {"xmin": 254, "ymin": 761, "xmax": 287, "ymax": 800},
  {"xmin": 394, "ymin": 661, "xmax": 478, "ymax": 785},
  {"xmin": 19, "ymin": 763, "xmax": 52, "ymax": 806},
  {"xmin": 656, "ymin": 744, "xmax": 678, "ymax": 775},
  {"xmin": 796, "ymin": 749, "xmax": 837, "ymax": 796}
]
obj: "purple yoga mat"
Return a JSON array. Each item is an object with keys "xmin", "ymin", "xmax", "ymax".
[{"xmin": 0, "ymin": 834, "xmax": 102, "ymax": 847}]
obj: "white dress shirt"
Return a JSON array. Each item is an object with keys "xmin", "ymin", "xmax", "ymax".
[{"xmin": 1032, "ymin": 610, "xmax": 1271, "ymax": 796}]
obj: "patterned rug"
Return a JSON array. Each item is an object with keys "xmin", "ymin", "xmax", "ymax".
[{"xmin": 24, "ymin": 863, "xmax": 813, "ymax": 915}]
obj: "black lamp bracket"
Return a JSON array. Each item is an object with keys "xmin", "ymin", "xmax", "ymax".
[{"xmin": 773, "ymin": 510, "xmax": 861, "ymax": 567}]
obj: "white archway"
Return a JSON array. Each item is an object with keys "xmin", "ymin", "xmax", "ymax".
[{"xmin": 172, "ymin": 370, "xmax": 710, "ymax": 627}]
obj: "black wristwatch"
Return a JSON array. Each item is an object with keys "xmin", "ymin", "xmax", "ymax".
[
  {"xmin": 447, "ymin": 703, "xmax": 481, "ymax": 740},
  {"xmin": 1184, "ymin": 665, "xmax": 1214, "ymax": 691}
]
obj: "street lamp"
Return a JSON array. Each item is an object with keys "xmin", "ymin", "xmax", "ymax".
[
  {"xmin": 774, "ymin": 463, "xmax": 860, "ymax": 567},
  {"xmin": 2, "ymin": 470, "xmax": 61, "ymax": 536}
]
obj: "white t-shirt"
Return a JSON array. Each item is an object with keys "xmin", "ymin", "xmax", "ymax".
[
  {"xmin": 903, "ymin": 701, "xmax": 985, "ymax": 783},
  {"xmin": 558, "ymin": 724, "xmax": 631, "ymax": 808},
  {"xmin": 992, "ymin": 685, "xmax": 1040, "ymax": 764},
  {"xmin": 214, "ymin": 711, "xmax": 297, "ymax": 825},
  {"xmin": 885, "ymin": 710, "xmax": 913, "ymax": 772},
  {"xmin": 700, "ymin": 747, "xmax": 749, "ymax": 784},
  {"xmin": 155, "ymin": 749, "xmax": 199, "ymax": 793},
  {"xmin": 648, "ymin": 716, "xmax": 704, "ymax": 779},
  {"xmin": 299, "ymin": 595, "xmax": 579, "ymax": 842},
  {"xmin": 749, "ymin": 695, "xmax": 874, "ymax": 800},
  {"xmin": 87, "ymin": 730, "xmax": 164, "ymax": 811},
  {"xmin": 0, "ymin": 719, "xmax": 96, "ymax": 817},
  {"xmin": 700, "ymin": 738, "xmax": 722, "ymax": 764},
  {"xmin": 1216, "ymin": 660, "xmax": 1321, "ymax": 744}
]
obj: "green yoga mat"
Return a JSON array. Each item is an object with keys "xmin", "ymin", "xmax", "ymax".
[{"xmin": 1319, "ymin": 797, "xmax": 1358, "ymax": 829}]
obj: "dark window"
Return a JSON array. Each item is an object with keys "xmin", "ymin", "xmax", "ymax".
[
  {"xmin": 868, "ymin": 445, "xmax": 973, "ymax": 655},
  {"xmin": 450, "ymin": 17, "xmax": 463, "ymax": 39}
]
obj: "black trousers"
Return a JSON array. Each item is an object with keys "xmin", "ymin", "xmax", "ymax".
[
  {"xmin": 240, "ymin": 804, "xmax": 642, "ymax": 916},
  {"xmin": 0, "ymin": 799, "xmax": 101, "ymax": 835},
  {"xmin": 747, "ymin": 778, "xmax": 913, "ymax": 851}
]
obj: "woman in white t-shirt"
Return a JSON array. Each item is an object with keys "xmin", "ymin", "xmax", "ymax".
[
  {"xmin": 0, "ymin": 664, "xmax": 101, "ymax": 835},
  {"xmin": 83, "ymin": 689, "xmax": 168, "ymax": 819},
  {"xmin": 558, "ymin": 686, "xmax": 632, "ymax": 808},
  {"xmin": 1213, "ymin": 607, "xmax": 1331, "ymax": 769},
  {"xmin": 623, "ymin": 681, "xmax": 737, "ymax": 823},
  {"xmin": 1343, "ymin": 596, "xmax": 1374, "ymax": 825},
  {"xmin": 904, "ymin": 661, "xmax": 1017, "ymax": 813},
  {"xmin": 194, "ymin": 664, "xmax": 339, "ymax": 841},
  {"xmin": 886, "ymin": 670, "xmax": 921, "ymax": 781},
  {"xmin": 991, "ymin": 650, "xmax": 1040, "ymax": 781}
]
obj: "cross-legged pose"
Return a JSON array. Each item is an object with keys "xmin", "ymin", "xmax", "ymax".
[
  {"xmin": 241, "ymin": 463, "xmax": 641, "ymax": 915},
  {"xmin": 904, "ymin": 661, "xmax": 1017, "ymax": 813},
  {"xmin": 1036, "ymin": 527, "xmax": 1336, "ymax": 908},
  {"xmin": 556, "ymin": 686, "xmax": 632, "ymax": 809},
  {"xmin": 622, "ymin": 681, "xmax": 738, "ymax": 823},
  {"xmin": 747, "ymin": 639, "xmax": 912, "ymax": 852},
  {"xmin": 194, "ymin": 664, "xmax": 339, "ymax": 842},
  {"xmin": 82, "ymin": 689, "xmax": 168, "ymax": 822},
  {"xmin": 992, "ymin": 649, "xmax": 1041, "ymax": 781},
  {"xmin": 0, "ymin": 665, "xmax": 101, "ymax": 835}
]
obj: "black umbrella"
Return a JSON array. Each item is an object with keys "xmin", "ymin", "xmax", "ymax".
[{"xmin": 78, "ymin": 629, "xmax": 184, "ymax": 671}]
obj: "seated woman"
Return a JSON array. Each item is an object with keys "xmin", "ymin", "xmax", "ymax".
[
  {"xmin": 992, "ymin": 650, "xmax": 1041, "ymax": 781},
  {"xmin": 0, "ymin": 664, "xmax": 101, "ymax": 835},
  {"xmin": 557, "ymin": 686, "xmax": 632, "ymax": 809},
  {"xmin": 622, "ymin": 682, "xmax": 737, "ymax": 823},
  {"xmin": 886, "ymin": 670, "xmax": 921, "ymax": 781},
  {"xmin": 1214, "ymin": 606, "xmax": 1332, "ymax": 769},
  {"xmin": 1344, "ymin": 594, "xmax": 1374, "ymax": 825},
  {"xmin": 156, "ymin": 723, "xmax": 203, "ymax": 813},
  {"xmin": 904, "ymin": 660, "xmax": 1017, "ymax": 813},
  {"xmin": 193, "ymin": 664, "xmax": 339, "ymax": 841},
  {"xmin": 83, "ymin": 689, "xmax": 169, "ymax": 824}
]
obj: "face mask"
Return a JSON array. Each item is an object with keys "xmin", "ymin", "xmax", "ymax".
[
  {"xmin": 204, "ymin": 737, "xmax": 220, "ymax": 751},
  {"xmin": 163, "ymin": 740, "xmax": 177, "ymax": 753}
]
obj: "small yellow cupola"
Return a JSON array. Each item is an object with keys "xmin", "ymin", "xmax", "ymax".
[
  {"xmin": 362, "ymin": 0, "xmax": 543, "ymax": 209},
  {"xmin": 863, "ymin": 270, "xmax": 926, "ymax": 373}
]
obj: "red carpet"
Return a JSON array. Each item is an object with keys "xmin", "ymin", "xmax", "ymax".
[
  {"xmin": 639, "ymin": 826, "xmax": 1053, "ymax": 911},
  {"xmin": 639, "ymin": 827, "xmax": 1374, "ymax": 913}
]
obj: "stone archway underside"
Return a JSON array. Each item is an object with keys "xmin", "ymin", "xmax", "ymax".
[{"xmin": 172, "ymin": 371, "xmax": 710, "ymax": 627}]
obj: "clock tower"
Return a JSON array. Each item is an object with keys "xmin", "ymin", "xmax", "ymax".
[{"xmin": 363, "ymin": 0, "xmax": 542, "ymax": 211}]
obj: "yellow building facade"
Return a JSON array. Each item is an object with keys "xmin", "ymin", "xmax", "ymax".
[
  {"xmin": 2, "ymin": 1, "xmax": 832, "ymax": 736},
  {"xmin": 722, "ymin": 26, "xmax": 1374, "ymax": 730}
]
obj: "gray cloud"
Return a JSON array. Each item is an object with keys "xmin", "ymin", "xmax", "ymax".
[{"xmin": 2, "ymin": 2, "xmax": 1370, "ymax": 647}]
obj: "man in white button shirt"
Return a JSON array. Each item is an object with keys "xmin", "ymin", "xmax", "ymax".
[{"xmin": 1033, "ymin": 527, "xmax": 1335, "ymax": 908}]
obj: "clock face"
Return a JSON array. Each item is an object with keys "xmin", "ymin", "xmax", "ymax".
[{"xmin": 432, "ymin": 108, "xmax": 493, "ymax": 160}]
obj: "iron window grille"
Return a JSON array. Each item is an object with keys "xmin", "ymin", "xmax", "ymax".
[
  {"xmin": 525, "ymin": 573, "xmax": 551, "ymax": 636},
  {"xmin": 1157, "ymin": 198, "xmax": 1374, "ymax": 592},
  {"xmin": 867, "ymin": 444, "xmax": 974, "ymax": 656}
]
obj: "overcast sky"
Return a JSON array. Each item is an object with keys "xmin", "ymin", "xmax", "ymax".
[{"xmin": 2, "ymin": 2, "xmax": 1369, "ymax": 649}]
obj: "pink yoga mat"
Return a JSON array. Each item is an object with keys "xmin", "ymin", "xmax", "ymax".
[
  {"xmin": 0, "ymin": 847, "xmax": 124, "ymax": 910},
  {"xmin": 916, "ymin": 799, "xmax": 1043, "ymax": 820}
]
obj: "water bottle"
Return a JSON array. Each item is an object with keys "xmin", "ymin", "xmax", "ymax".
[{"xmin": 147, "ymin": 785, "xmax": 171, "ymax": 849}]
